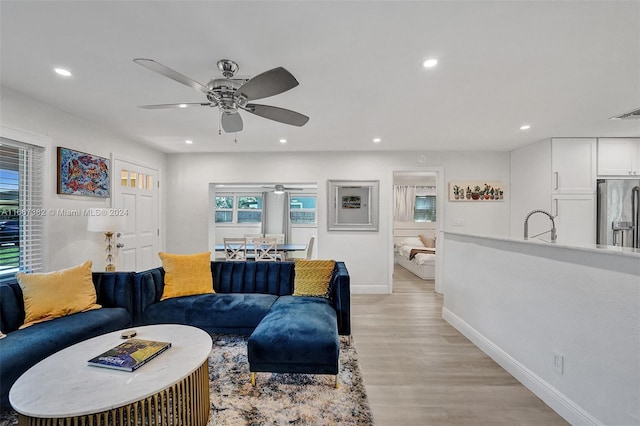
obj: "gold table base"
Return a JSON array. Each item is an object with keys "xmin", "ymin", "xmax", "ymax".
[{"xmin": 19, "ymin": 361, "xmax": 209, "ymax": 426}]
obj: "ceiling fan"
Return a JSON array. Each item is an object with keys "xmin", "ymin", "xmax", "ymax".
[
  {"xmin": 133, "ymin": 58, "xmax": 309, "ymax": 133},
  {"xmin": 262, "ymin": 184, "xmax": 304, "ymax": 194}
]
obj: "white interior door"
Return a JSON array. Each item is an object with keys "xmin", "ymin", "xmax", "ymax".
[{"xmin": 113, "ymin": 159, "xmax": 160, "ymax": 272}]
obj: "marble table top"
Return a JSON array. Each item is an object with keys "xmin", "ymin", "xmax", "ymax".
[{"xmin": 10, "ymin": 324, "xmax": 212, "ymax": 417}]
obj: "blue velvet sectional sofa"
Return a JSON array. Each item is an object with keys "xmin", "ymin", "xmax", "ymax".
[
  {"xmin": 135, "ymin": 260, "xmax": 351, "ymax": 386},
  {"xmin": 133, "ymin": 261, "xmax": 350, "ymax": 336},
  {"xmin": 0, "ymin": 260, "xmax": 350, "ymax": 409},
  {"xmin": 0, "ymin": 272, "xmax": 134, "ymax": 408}
]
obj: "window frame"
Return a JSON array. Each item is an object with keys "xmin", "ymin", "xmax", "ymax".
[
  {"xmin": 0, "ymin": 136, "xmax": 45, "ymax": 283},
  {"xmin": 413, "ymin": 194, "xmax": 437, "ymax": 223},
  {"xmin": 289, "ymin": 194, "xmax": 317, "ymax": 227},
  {"xmin": 214, "ymin": 193, "xmax": 263, "ymax": 225}
]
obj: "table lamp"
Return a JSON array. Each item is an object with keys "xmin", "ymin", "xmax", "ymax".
[{"xmin": 87, "ymin": 209, "xmax": 126, "ymax": 272}]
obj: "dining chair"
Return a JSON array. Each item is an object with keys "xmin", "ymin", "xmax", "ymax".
[
  {"xmin": 224, "ymin": 237, "xmax": 247, "ymax": 261},
  {"xmin": 265, "ymin": 233, "xmax": 285, "ymax": 244},
  {"xmin": 306, "ymin": 236, "xmax": 315, "ymax": 260},
  {"xmin": 251, "ymin": 237, "xmax": 279, "ymax": 262}
]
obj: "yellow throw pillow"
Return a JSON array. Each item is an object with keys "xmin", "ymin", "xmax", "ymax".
[
  {"xmin": 16, "ymin": 260, "xmax": 101, "ymax": 329},
  {"xmin": 419, "ymin": 234, "xmax": 436, "ymax": 248},
  {"xmin": 293, "ymin": 259, "xmax": 335, "ymax": 297},
  {"xmin": 159, "ymin": 251, "xmax": 214, "ymax": 300}
]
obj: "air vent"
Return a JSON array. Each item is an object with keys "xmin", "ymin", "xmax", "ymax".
[{"xmin": 610, "ymin": 107, "xmax": 640, "ymax": 120}]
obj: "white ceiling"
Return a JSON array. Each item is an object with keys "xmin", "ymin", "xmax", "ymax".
[{"xmin": 1, "ymin": 1, "xmax": 639, "ymax": 154}]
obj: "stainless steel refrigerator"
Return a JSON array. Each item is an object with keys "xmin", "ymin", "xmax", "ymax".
[{"xmin": 596, "ymin": 179, "xmax": 640, "ymax": 248}]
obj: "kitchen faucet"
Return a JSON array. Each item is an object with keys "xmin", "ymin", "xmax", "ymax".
[{"xmin": 524, "ymin": 209, "xmax": 557, "ymax": 243}]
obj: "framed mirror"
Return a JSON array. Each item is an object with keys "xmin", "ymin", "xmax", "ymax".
[{"xmin": 327, "ymin": 180, "xmax": 379, "ymax": 231}]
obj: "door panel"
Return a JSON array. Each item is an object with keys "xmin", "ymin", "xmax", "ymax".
[
  {"xmin": 113, "ymin": 159, "xmax": 160, "ymax": 272},
  {"xmin": 121, "ymin": 249, "xmax": 137, "ymax": 272}
]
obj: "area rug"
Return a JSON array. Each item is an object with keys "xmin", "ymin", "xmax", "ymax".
[{"xmin": 0, "ymin": 335, "xmax": 373, "ymax": 426}]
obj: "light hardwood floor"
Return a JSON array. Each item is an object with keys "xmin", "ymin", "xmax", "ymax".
[{"xmin": 351, "ymin": 265, "xmax": 569, "ymax": 425}]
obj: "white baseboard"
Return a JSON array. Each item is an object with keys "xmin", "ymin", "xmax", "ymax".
[{"xmin": 442, "ymin": 307, "xmax": 603, "ymax": 426}]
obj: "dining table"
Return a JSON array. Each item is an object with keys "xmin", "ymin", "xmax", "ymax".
[{"xmin": 214, "ymin": 243, "xmax": 307, "ymax": 260}]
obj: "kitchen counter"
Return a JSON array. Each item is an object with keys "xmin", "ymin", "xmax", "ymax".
[
  {"xmin": 445, "ymin": 231, "xmax": 640, "ymax": 259},
  {"xmin": 442, "ymin": 232, "xmax": 639, "ymax": 426}
]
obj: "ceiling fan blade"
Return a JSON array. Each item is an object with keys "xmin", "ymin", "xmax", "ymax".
[
  {"xmin": 221, "ymin": 112, "xmax": 243, "ymax": 133},
  {"xmin": 138, "ymin": 102, "xmax": 215, "ymax": 109},
  {"xmin": 134, "ymin": 58, "xmax": 209, "ymax": 94},
  {"xmin": 245, "ymin": 104, "xmax": 309, "ymax": 127},
  {"xmin": 236, "ymin": 67, "xmax": 299, "ymax": 101}
]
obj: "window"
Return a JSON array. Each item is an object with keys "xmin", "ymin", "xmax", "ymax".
[
  {"xmin": 0, "ymin": 138, "xmax": 44, "ymax": 283},
  {"xmin": 215, "ymin": 196, "xmax": 233, "ymax": 223},
  {"xmin": 121, "ymin": 169, "xmax": 154, "ymax": 190},
  {"xmin": 215, "ymin": 194, "xmax": 262, "ymax": 224},
  {"xmin": 290, "ymin": 195, "xmax": 317, "ymax": 224},
  {"xmin": 414, "ymin": 195, "xmax": 436, "ymax": 222},
  {"xmin": 237, "ymin": 196, "xmax": 262, "ymax": 223}
]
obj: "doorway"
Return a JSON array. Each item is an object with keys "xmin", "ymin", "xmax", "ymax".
[
  {"xmin": 209, "ymin": 182, "xmax": 318, "ymax": 257},
  {"xmin": 390, "ymin": 168, "xmax": 444, "ymax": 294}
]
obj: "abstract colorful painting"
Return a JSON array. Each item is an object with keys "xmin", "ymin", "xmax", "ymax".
[{"xmin": 57, "ymin": 147, "xmax": 110, "ymax": 197}]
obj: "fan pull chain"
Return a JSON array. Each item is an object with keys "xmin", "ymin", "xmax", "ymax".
[
  {"xmin": 234, "ymin": 133, "xmax": 238, "ymax": 144},
  {"xmin": 218, "ymin": 109, "xmax": 222, "ymax": 136}
]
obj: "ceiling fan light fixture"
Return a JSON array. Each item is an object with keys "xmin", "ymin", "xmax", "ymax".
[
  {"xmin": 134, "ymin": 57, "xmax": 308, "ymax": 133},
  {"xmin": 217, "ymin": 59, "xmax": 239, "ymax": 79}
]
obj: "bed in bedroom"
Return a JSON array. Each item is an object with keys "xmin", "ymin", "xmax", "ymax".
[{"xmin": 395, "ymin": 235, "xmax": 436, "ymax": 280}]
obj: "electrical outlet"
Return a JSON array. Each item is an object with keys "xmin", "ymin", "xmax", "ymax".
[{"xmin": 553, "ymin": 352, "xmax": 564, "ymax": 375}]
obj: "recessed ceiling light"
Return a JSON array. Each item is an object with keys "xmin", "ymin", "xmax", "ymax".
[
  {"xmin": 54, "ymin": 68, "xmax": 72, "ymax": 77},
  {"xmin": 373, "ymin": 138, "xmax": 381, "ymax": 143},
  {"xmin": 422, "ymin": 59, "xmax": 438, "ymax": 68},
  {"xmin": 185, "ymin": 140, "xmax": 193, "ymax": 144},
  {"xmin": 279, "ymin": 138, "xmax": 287, "ymax": 144},
  {"xmin": 178, "ymin": 104, "xmax": 187, "ymax": 108},
  {"xmin": 520, "ymin": 125, "xmax": 531, "ymax": 130}
]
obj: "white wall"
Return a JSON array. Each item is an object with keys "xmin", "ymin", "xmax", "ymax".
[
  {"xmin": 509, "ymin": 140, "xmax": 552, "ymax": 239},
  {"xmin": 0, "ymin": 87, "xmax": 511, "ymax": 283},
  {"xmin": 165, "ymin": 150, "xmax": 510, "ymax": 293},
  {"xmin": 0, "ymin": 88, "xmax": 167, "ymax": 271},
  {"xmin": 443, "ymin": 232, "xmax": 640, "ymax": 426}
]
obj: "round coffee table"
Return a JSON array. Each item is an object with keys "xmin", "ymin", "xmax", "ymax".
[{"xmin": 9, "ymin": 324, "xmax": 212, "ymax": 425}]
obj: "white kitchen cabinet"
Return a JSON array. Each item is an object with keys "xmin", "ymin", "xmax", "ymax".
[
  {"xmin": 511, "ymin": 138, "xmax": 597, "ymax": 245},
  {"xmin": 551, "ymin": 138, "xmax": 596, "ymax": 194},
  {"xmin": 551, "ymin": 194, "xmax": 595, "ymax": 246},
  {"xmin": 597, "ymin": 138, "xmax": 640, "ymax": 176}
]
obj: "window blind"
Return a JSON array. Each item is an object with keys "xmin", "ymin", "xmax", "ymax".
[{"xmin": 0, "ymin": 137, "xmax": 44, "ymax": 282}]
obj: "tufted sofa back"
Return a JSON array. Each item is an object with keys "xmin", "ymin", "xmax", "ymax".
[
  {"xmin": 212, "ymin": 261, "xmax": 295, "ymax": 294},
  {"xmin": 132, "ymin": 261, "xmax": 294, "ymax": 324},
  {"xmin": 0, "ymin": 272, "xmax": 135, "ymax": 334}
]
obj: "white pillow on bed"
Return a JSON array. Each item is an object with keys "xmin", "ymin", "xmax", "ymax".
[
  {"xmin": 419, "ymin": 234, "xmax": 436, "ymax": 248},
  {"xmin": 399, "ymin": 237, "xmax": 424, "ymax": 247}
]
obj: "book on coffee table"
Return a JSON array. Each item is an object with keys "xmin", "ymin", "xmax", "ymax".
[{"xmin": 88, "ymin": 338, "xmax": 171, "ymax": 372}]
